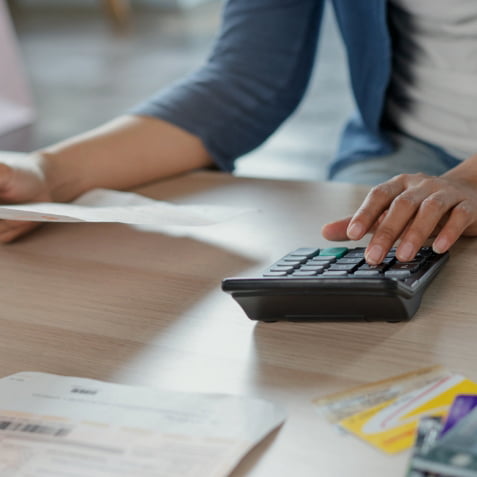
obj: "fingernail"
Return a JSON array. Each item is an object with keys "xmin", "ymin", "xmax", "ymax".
[
  {"xmin": 398, "ymin": 242, "xmax": 415, "ymax": 262},
  {"xmin": 433, "ymin": 237, "xmax": 448, "ymax": 254},
  {"xmin": 366, "ymin": 245, "xmax": 383, "ymax": 264},
  {"xmin": 347, "ymin": 222, "xmax": 363, "ymax": 240}
]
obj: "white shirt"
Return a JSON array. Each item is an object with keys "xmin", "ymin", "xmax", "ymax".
[{"xmin": 386, "ymin": 0, "xmax": 477, "ymax": 159}]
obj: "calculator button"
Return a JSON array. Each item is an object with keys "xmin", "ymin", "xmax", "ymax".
[
  {"xmin": 269, "ymin": 266, "xmax": 295, "ymax": 273},
  {"xmin": 342, "ymin": 248, "xmax": 365, "ymax": 258},
  {"xmin": 275, "ymin": 262, "xmax": 300, "ymax": 269},
  {"xmin": 300, "ymin": 265, "xmax": 326, "ymax": 272},
  {"xmin": 390, "ymin": 262, "xmax": 420, "ymax": 273},
  {"xmin": 321, "ymin": 270, "xmax": 349, "ymax": 277},
  {"xmin": 281, "ymin": 256, "xmax": 308, "ymax": 263},
  {"xmin": 310, "ymin": 256, "xmax": 336, "ymax": 265},
  {"xmin": 357, "ymin": 263, "xmax": 388, "ymax": 273},
  {"xmin": 328, "ymin": 263, "xmax": 358, "ymax": 272},
  {"xmin": 353, "ymin": 270, "xmax": 381, "ymax": 277},
  {"xmin": 384, "ymin": 269, "xmax": 411, "ymax": 279},
  {"xmin": 289, "ymin": 248, "xmax": 320, "ymax": 258},
  {"xmin": 336, "ymin": 257, "xmax": 364, "ymax": 265},
  {"xmin": 319, "ymin": 247, "xmax": 348, "ymax": 258},
  {"xmin": 263, "ymin": 271, "xmax": 289, "ymax": 277},
  {"xmin": 416, "ymin": 247, "xmax": 433, "ymax": 256},
  {"xmin": 291, "ymin": 270, "xmax": 319, "ymax": 277}
]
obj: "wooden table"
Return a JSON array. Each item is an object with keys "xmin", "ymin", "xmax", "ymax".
[{"xmin": 0, "ymin": 170, "xmax": 475, "ymax": 476}]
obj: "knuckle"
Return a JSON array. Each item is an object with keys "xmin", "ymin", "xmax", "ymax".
[
  {"xmin": 396, "ymin": 172, "xmax": 426, "ymax": 184},
  {"xmin": 393, "ymin": 173, "xmax": 409, "ymax": 183},
  {"xmin": 423, "ymin": 176, "xmax": 451, "ymax": 194},
  {"xmin": 369, "ymin": 183, "xmax": 392, "ymax": 201},
  {"xmin": 388, "ymin": 173, "xmax": 404, "ymax": 185},
  {"xmin": 393, "ymin": 193, "xmax": 418, "ymax": 210},
  {"xmin": 415, "ymin": 172, "xmax": 431, "ymax": 182},
  {"xmin": 422, "ymin": 195, "xmax": 445, "ymax": 212},
  {"xmin": 454, "ymin": 202, "xmax": 473, "ymax": 221}
]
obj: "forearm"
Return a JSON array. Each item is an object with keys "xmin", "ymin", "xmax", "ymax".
[{"xmin": 39, "ymin": 115, "xmax": 213, "ymax": 202}]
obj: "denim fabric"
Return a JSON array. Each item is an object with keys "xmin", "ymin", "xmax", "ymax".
[
  {"xmin": 132, "ymin": 0, "xmax": 396, "ymax": 172},
  {"xmin": 329, "ymin": 132, "xmax": 462, "ymax": 185}
]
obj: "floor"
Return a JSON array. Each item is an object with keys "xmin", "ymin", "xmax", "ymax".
[{"xmin": 6, "ymin": 1, "xmax": 354, "ymax": 181}]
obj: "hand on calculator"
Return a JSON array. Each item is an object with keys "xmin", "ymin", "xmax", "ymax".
[{"xmin": 321, "ymin": 170, "xmax": 477, "ymax": 265}]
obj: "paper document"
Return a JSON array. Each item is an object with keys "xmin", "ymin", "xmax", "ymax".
[
  {"xmin": 0, "ymin": 188, "xmax": 253, "ymax": 226},
  {"xmin": 0, "ymin": 372, "xmax": 286, "ymax": 476}
]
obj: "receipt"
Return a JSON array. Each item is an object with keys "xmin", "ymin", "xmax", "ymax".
[
  {"xmin": 0, "ymin": 372, "xmax": 286, "ymax": 477},
  {"xmin": 0, "ymin": 189, "xmax": 253, "ymax": 226}
]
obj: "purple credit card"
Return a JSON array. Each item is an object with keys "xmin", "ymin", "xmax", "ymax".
[{"xmin": 440, "ymin": 394, "xmax": 477, "ymax": 436}]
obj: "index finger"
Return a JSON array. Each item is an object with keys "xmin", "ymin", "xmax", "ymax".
[{"xmin": 346, "ymin": 176, "xmax": 405, "ymax": 240}]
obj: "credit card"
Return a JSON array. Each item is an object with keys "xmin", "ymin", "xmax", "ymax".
[
  {"xmin": 338, "ymin": 374, "xmax": 477, "ymax": 453},
  {"xmin": 441, "ymin": 395, "xmax": 477, "ymax": 437},
  {"xmin": 313, "ymin": 366, "xmax": 450, "ymax": 423},
  {"xmin": 406, "ymin": 416, "xmax": 444, "ymax": 477},
  {"xmin": 413, "ymin": 406, "xmax": 477, "ymax": 476}
]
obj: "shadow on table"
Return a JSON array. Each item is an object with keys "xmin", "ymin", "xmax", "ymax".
[
  {"xmin": 229, "ymin": 426, "xmax": 283, "ymax": 477},
  {"xmin": 250, "ymin": 315, "xmax": 441, "ymax": 389},
  {"xmin": 0, "ymin": 220, "xmax": 258, "ymax": 380}
]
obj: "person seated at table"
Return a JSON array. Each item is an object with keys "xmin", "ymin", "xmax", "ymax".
[{"xmin": 0, "ymin": 0, "xmax": 476, "ymax": 265}]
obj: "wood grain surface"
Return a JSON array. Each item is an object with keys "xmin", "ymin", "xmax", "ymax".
[{"xmin": 0, "ymin": 170, "xmax": 474, "ymax": 476}]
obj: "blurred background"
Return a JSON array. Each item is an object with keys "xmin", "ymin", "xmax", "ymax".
[{"xmin": 2, "ymin": 0, "xmax": 354, "ymax": 181}]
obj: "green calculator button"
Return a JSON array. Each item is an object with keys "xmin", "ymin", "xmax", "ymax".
[{"xmin": 319, "ymin": 247, "xmax": 349, "ymax": 258}]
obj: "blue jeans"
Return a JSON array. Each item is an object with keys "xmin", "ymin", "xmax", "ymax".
[{"xmin": 329, "ymin": 133, "xmax": 462, "ymax": 186}]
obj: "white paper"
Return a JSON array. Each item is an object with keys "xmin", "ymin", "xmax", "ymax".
[
  {"xmin": 0, "ymin": 188, "xmax": 254, "ymax": 227},
  {"xmin": 0, "ymin": 372, "xmax": 286, "ymax": 477}
]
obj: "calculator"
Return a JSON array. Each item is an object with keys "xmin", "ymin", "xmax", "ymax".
[{"xmin": 222, "ymin": 246, "xmax": 448, "ymax": 322}]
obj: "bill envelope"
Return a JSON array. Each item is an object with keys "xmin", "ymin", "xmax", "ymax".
[{"xmin": 407, "ymin": 395, "xmax": 477, "ymax": 477}]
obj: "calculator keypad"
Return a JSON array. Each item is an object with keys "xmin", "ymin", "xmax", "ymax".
[{"xmin": 263, "ymin": 246, "xmax": 435, "ymax": 283}]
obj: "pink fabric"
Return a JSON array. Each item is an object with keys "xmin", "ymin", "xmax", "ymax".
[{"xmin": 0, "ymin": 1, "xmax": 34, "ymax": 136}]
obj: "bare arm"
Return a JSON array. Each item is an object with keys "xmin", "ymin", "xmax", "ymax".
[
  {"xmin": 0, "ymin": 115, "xmax": 213, "ymax": 242},
  {"xmin": 322, "ymin": 154, "xmax": 477, "ymax": 264},
  {"xmin": 42, "ymin": 114, "xmax": 214, "ymax": 202}
]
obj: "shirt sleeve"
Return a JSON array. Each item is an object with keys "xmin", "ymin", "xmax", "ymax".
[{"xmin": 131, "ymin": 0, "xmax": 325, "ymax": 171}]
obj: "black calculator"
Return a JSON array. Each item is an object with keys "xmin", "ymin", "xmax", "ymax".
[{"xmin": 222, "ymin": 246, "xmax": 448, "ymax": 322}]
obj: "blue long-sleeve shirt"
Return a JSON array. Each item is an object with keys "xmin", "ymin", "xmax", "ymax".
[{"xmin": 132, "ymin": 0, "xmax": 394, "ymax": 177}]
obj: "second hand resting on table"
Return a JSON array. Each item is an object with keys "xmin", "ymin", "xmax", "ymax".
[
  {"xmin": 1, "ymin": 115, "xmax": 477, "ymax": 264},
  {"xmin": 322, "ymin": 153, "xmax": 477, "ymax": 264}
]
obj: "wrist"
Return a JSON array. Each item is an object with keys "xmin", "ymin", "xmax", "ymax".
[
  {"xmin": 442, "ymin": 154, "xmax": 477, "ymax": 186},
  {"xmin": 34, "ymin": 149, "xmax": 90, "ymax": 203}
]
